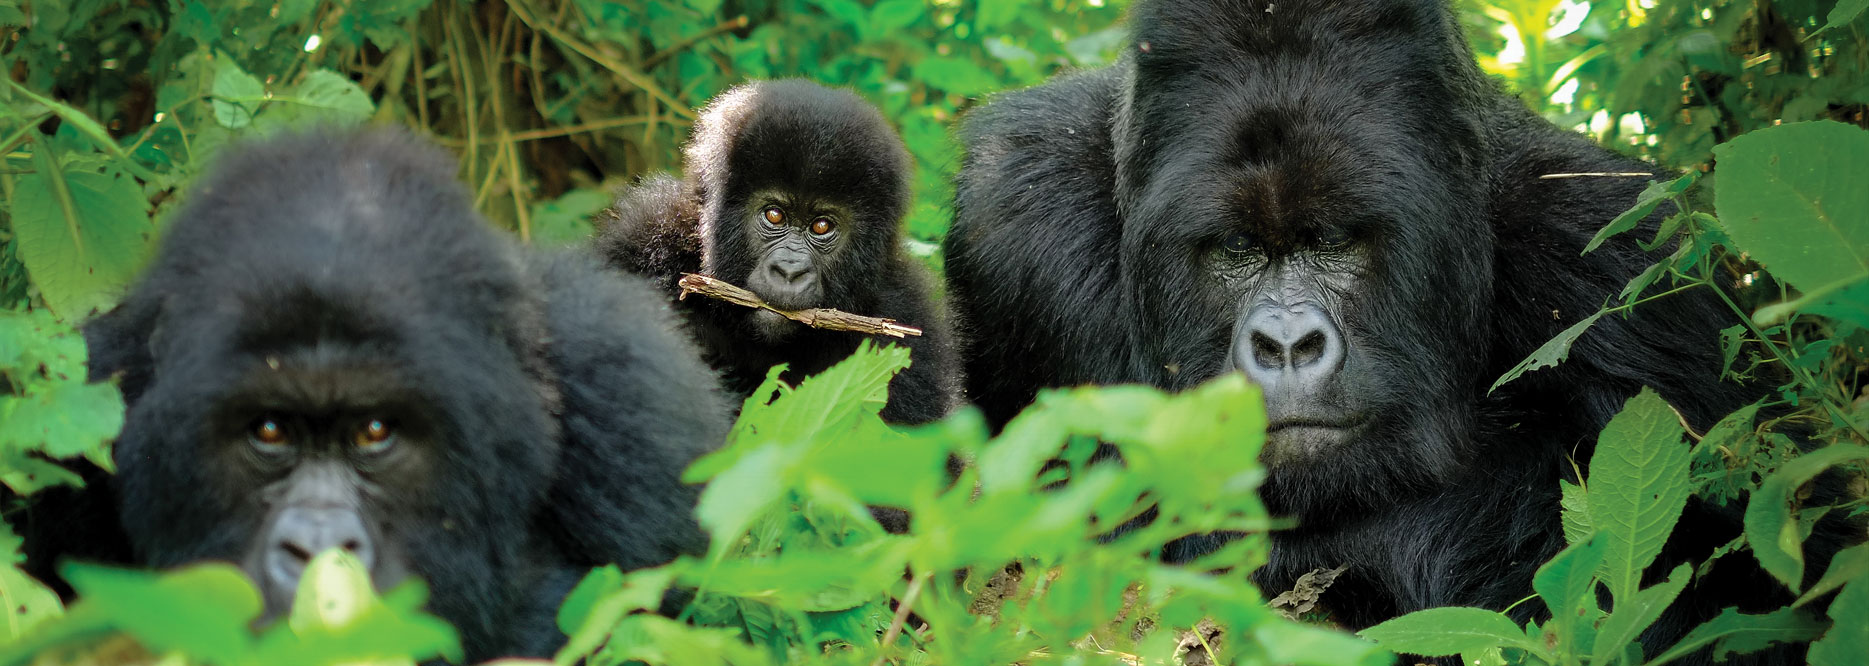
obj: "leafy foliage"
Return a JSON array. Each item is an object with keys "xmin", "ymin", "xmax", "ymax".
[{"xmin": 0, "ymin": 0, "xmax": 1865, "ymax": 664}]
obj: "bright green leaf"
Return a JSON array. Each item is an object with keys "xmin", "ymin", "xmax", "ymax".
[
  {"xmin": 1745, "ymin": 444, "xmax": 1869, "ymax": 590},
  {"xmin": 1712, "ymin": 121, "xmax": 1869, "ymax": 293},
  {"xmin": 1359, "ymin": 607, "xmax": 1541, "ymax": 657},
  {"xmin": 1589, "ymin": 388, "xmax": 1690, "ymax": 601},
  {"xmin": 1489, "ymin": 310, "xmax": 1605, "ymax": 393},
  {"xmin": 11, "ymin": 160, "xmax": 155, "ymax": 319}
]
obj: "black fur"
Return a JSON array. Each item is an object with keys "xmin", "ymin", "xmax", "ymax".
[
  {"xmin": 18, "ymin": 128, "xmax": 728, "ymax": 661},
  {"xmin": 947, "ymin": 1, "xmax": 1854, "ymax": 662},
  {"xmin": 596, "ymin": 80, "xmax": 959, "ymax": 426}
]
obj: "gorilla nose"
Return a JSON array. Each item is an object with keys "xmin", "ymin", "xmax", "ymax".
[
  {"xmin": 769, "ymin": 255, "xmax": 813, "ymax": 283},
  {"xmin": 1236, "ymin": 304, "xmax": 1345, "ymax": 388},
  {"xmin": 266, "ymin": 507, "xmax": 375, "ymax": 592}
]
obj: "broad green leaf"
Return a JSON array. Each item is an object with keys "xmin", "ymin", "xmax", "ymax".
[
  {"xmin": 1489, "ymin": 310, "xmax": 1604, "ymax": 393},
  {"xmin": 1753, "ymin": 272, "xmax": 1869, "ymax": 329},
  {"xmin": 870, "ymin": 0, "xmax": 924, "ymax": 33},
  {"xmin": 1584, "ymin": 173, "xmax": 1693, "ymax": 255},
  {"xmin": 10, "ymin": 157, "xmax": 155, "ymax": 319},
  {"xmin": 1589, "ymin": 389, "xmax": 1691, "ymax": 601},
  {"xmin": 1823, "ymin": 0, "xmax": 1869, "ymax": 32},
  {"xmin": 1808, "ymin": 576, "xmax": 1869, "ymax": 666},
  {"xmin": 1797, "ymin": 542, "xmax": 1869, "ymax": 607},
  {"xmin": 0, "ymin": 525, "xmax": 62, "ymax": 642},
  {"xmin": 1646, "ymin": 606, "xmax": 1824, "ymax": 666},
  {"xmin": 1745, "ymin": 444, "xmax": 1869, "ymax": 590},
  {"xmin": 62, "ymin": 563, "xmax": 261, "ymax": 664},
  {"xmin": 1559, "ymin": 479, "xmax": 1592, "ymax": 545},
  {"xmin": 1591, "ymin": 563, "xmax": 1691, "ymax": 666},
  {"xmin": 0, "ymin": 380, "xmax": 125, "ymax": 459},
  {"xmin": 1712, "ymin": 121, "xmax": 1869, "ymax": 294},
  {"xmin": 257, "ymin": 68, "xmax": 375, "ymax": 129},
  {"xmin": 211, "ymin": 59, "xmax": 266, "ymax": 128},
  {"xmin": 912, "ymin": 57, "xmax": 1001, "ymax": 97},
  {"xmin": 1532, "ymin": 537, "xmax": 1605, "ymax": 625},
  {"xmin": 1358, "ymin": 607, "xmax": 1541, "ymax": 657}
]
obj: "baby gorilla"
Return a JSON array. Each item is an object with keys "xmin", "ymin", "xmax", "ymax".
[
  {"xmin": 35, "ymin": 128, "xmax": 729, "ymax": 660},
  {"xmin": 597, "ymin": 80, "xmax": 958, "ymax": 425}
]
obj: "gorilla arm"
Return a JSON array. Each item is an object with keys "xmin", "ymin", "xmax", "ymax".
[
  {"xmin": 593, "ymin": 174, "xmax": 705, "ymax": 300},
  {"xmin": 948, "ymin": 66, "xmax": 1134, "ymax": 428},
  {"xmin": 526, "ymin": 248, "xmax": 729, "ymax": 572}
]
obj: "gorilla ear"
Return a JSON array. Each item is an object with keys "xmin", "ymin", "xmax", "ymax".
[{"xmin": 81, "ymin": 292, "xmax": 163, "ymax": 402}]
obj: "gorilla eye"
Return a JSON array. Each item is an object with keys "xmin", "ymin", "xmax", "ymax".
[
  {"xmin": 1318, "ymin": 229, "xmax": 1353, "ymax": 250},
  {"xmin": 1221, "ymin": 232, "xmax": 1258, "ymax": 255},
  {"xmin": 354, "ymin": 419, "xmax": 395, "ymax": 453},
  {"xmin": 250, "ymin": 417, "xmax": 289, "ymax": 452},
  {"xmin": 762, "ymin": 207, "xmax": 785, "ymax": 227},
  {"xmin": 809, "ymin": 217, "xmax": 835, "ymax": 236}
]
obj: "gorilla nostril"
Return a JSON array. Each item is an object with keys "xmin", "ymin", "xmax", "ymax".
[
  {"xmin": 280, "ymin": 540, "xmax": 314, "ymax": 564},
  {"xmin": 1292, "ymin": 330, "xmax": 1326, "ymax": 367},
  {"xmin": 341, "ymin": 539, "xmax": 363, "ymax": 553},
  {"xmin": 1251, "ymin": 331, "xmax": 1284, "ymax": 369}
]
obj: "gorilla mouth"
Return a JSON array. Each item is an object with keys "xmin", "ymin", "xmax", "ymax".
[{"xmin": 1262, "ymin": 415, "xmax": 1367, "ymax": 465}]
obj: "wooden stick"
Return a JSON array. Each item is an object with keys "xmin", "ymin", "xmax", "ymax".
[{"xmin": 677, "ymin": 274, "xmax": 923, "ymax": 338}]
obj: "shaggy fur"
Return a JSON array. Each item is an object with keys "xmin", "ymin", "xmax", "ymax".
[
  {"xmin": 596, "ymin": 80, "xmax": 959, "ymax": 426},
  {"xmin": 17, "ymin": 128, "xmax": 728, "ymax": 661},
  {"xmin": 946, "ymin": 1, "xmax": 1854, "ymax": 662}
]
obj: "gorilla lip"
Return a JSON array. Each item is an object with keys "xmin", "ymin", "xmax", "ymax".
[{"xmin": 1265, "ymin": 416, "xmax": 1365, "ymax": 433}]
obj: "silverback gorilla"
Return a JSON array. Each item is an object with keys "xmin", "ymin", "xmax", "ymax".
[
  {"xmin": 596, "ymin": 80, "xmax": 959, "ymax": 426},
  {"xmin": 947, "ymin": 0, "xmax": 1846, "ymax": 661},
  {"xmin": 21, "ymin": 129, "xmax": 728, "ymax": 660}
]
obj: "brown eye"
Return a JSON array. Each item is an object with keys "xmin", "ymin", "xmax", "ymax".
[
  {"xmin": 809, "ymin": 217, "xmax": 835, "ymax": 236},
  {"xmin": 250, "ymin": 418, "xmax": 288, "ymax": 451},
  {"xmin": 354, "ymin": 419, "xmax": 394, "ymax": 452},
  {"xmin": 763, "ymin": 207, "xmax": 785, "ymax": 226}
]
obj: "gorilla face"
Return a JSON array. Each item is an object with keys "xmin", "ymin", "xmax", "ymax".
[
  {"xmin": 737, "ymin": 189, "xmax": 854, "ymax": 340},
  {"xmin": 1113, "ymin": 23, "xmax": 1496, "ymax": 508}
]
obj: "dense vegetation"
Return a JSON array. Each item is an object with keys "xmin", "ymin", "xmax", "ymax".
[{"xmin": 1, "ymin": 0, "xmax": 1866, "ymax": 664}]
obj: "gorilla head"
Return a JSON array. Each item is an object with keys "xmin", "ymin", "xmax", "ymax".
[
  {"xmin": 1110, "ymin": 0, "xmax": 1496, "ymax": 508},
  {"xmin": 684, "ymin": 80, "xmax": 914, "ymax": 342},
  {"xmin": 81, "ymin": 129, "xmax": 724, "ymax": 659}
]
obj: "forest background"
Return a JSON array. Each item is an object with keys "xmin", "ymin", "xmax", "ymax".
[{"xmin": 1, "ymin": 0, "xmax": 1868, "ymax": 665}]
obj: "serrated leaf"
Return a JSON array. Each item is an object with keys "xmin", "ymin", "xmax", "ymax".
[
  {"xmin": 11, "ymin": 160, "xmax": 155, "ymax": 319},
  {"xmin": 1796, "ymin": 542, "xmax": 1869, "ymax": 607},
  {"xmin": 0, "ymin": 381, "xmax": 124, "ymax": 459},
  {"xmin": 1808, "ymin": 576, "xmax": 1868, "ymax": 666},
  {"xmin": 1712, "ymin": 121, "xmax": 1869, "ymax": 294},
  {"xmin": 1359, "ymin": 607, "xmax": 1542, "ymax": 657},
  {"xmin": 210, "ymin": 59, "xmax": 266, "ymax": 128},
  {"xmin": 1589, "ymin": 389, "xmax": 1690, "ymax": 601},
  {"xmin": 1591, "ymin": 563, "xmax": 1691, "ymax": 665},
  {"xmin": 1490, "ymin": 310, "xmax": 1605, "ymax": 393},
  {"xmin": 1584, "ymin": 173, "xmax": 1693, "ymax": 255},
  {"xmin": 0, "ymin": 525, "xmax": 62, "ymax": 641},
  {"xmin": 1745, "ymin": 444, "xmax": 1869, "ymax": 590},
  {"xmin": 1560, "ymin": 480, "xmax": 1592, "ymax": 545},
  {"xmin": 1646, "ymin": 606, "xmax": 1824, "ymax": 665}
]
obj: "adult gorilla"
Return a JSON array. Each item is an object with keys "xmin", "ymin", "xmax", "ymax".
[
  {"xmin": 18, "ymin": 129, "xmax": 728, "ymax": 660},
  {"xmin": 948, "ymin": 0, "xmax": 1838, "ymax": 657}
]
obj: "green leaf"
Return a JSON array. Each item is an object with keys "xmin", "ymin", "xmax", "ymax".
[
  {"xmin": 1358, "ymin": 607, "xmax": 1542, "ymax": 657},
  {"xmin": 912, "ymin": 57, "xmax": 1001, "ymax": 97},
  {"xmin": 1712, "ymin": 121, "xmax": 1869, "ymax": 294},
  {"xmin": 258, "ymin": 68, "xmax": 375, "ymax": 129},
  {"xmin": 1753, "ymin": 272, "xmax": 1869, "ymax": 329},
  {"xmin": 1584, "ymin": 173, "xmax": 1693, "ymax": 255},
  {"xmin": 1589, "ymin": 388, "xmax": 1691, "ymax": 601},
  {"xmin": 1809, "ymin": 576, "xmax": 1869, "ymax": 666},
  {"xmin": 0, "ymin": 79, "xmax": 129, "ymax": 160},
  {"xmin": 1591, "ymin": 563, "xmax": 1691, "ymax": 666},
  {"xmin": 10, "ymin": 156, "xmax": 156, "ymax": 319},
  {"xmin": 1822, "ymin": 0, "xmax": 1869, "ymax": 32},
  {"xmin": 0, "ymin": 381, "xmax": 125, "ymax": 459},
  {"xmin": 1559, "ymin": 480, "xmax": 1592, "ymax": 545},
  {"xmin": 1646, "ymin": 606, "xmax": 1824, "ymax": 666},
  {"xmin": 61, "ymin": 563, "xmax": 262, "ymax": 664},
  {"xmin": 0, "ymin": 525, "xmax": 62, "ymax": 642},
  {"xmin": 1489, "ymin": 310, "xmax": 1605, "ymax": 393},
  {"xmin": 1745, "ymin": 444, "xmax": 1869, "ymax": 590},
  {"xmin": 1532, "ymin": 537, "xmax": 1605, "ymax": 657},
  {"xmin": 211, "ymin": 58, "xmax": 266, "ymax": 128},
  {"xmin": 1797, "ymin": 542, "xmax": 1869, "ymax": 607}
]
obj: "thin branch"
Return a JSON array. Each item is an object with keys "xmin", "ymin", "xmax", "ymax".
[
  {"xmin": 507, "ymin": 1, "xmax": 696, "ymax": 119},
  {"xmin": 872, "ymin": 574, "xmax": 928, "ymax": 666},
  {"xmin": 643, "ymin": 16, "xmax": 750, "ymax": 70},
  {"xmin": 678, "ymin": 274, "xmax": 922, "ymax": 338}
]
